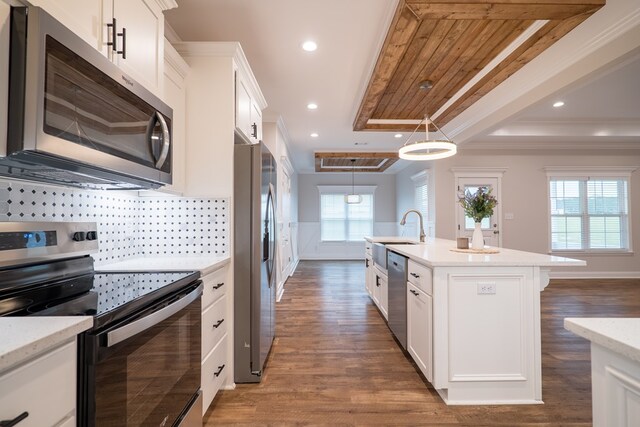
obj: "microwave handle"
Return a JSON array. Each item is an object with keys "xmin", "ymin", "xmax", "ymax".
[
  {"xmin": 105, "ymin": 283, "xmax": 202, "ymax": 347},
  {"xmin": 154, "ymin": 112, "xmax": 171, "ymax": 169}
]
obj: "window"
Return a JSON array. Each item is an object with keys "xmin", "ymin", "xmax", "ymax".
[
  {"xmin": 548, "ymin": 172, "xmax": 631, "ymax": 251},
  {"xmin": 415, "ymin": 180, "xmax": 428, "ymax": 224},
  {"xmin": 320, "ymin": 194, "xmax": 373, "ymax": 241}
]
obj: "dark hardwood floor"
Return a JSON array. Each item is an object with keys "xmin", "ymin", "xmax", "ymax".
[{"xmin": 205, "ymin": 261, "xmax": 640, "ymax": 426}]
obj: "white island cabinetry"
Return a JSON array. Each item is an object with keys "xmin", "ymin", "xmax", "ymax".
[
  {"xmin": 366, "ymin": 236, "xmax": 585, "ymax": 405},
  {"xmin": 565, "ymin": 318, "xmax": 640, "ymax": 427},
  {"xmin": 407, "ymin": 272, "xmax": 433, "ymax": 383}
]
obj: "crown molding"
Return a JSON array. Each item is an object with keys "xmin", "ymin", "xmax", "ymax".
[
  {"xmin": 164, "ymin": 40, "xmax": 189, "ymax": 80},
  {"xmin": 173, "ymin": 42, "xmax": 267, "ymax": 110},
  {"xmin": 153, "ymin": 0, "xmax": 178, "ymax": 11}
]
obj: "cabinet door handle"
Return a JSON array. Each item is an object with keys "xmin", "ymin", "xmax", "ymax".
[
  {"xmin": 251, "ymin": 123, "xmax": 258, "ymax": 138},
  {"xmin": 393, "ymin": 261, "xmax": 398, "ymax": 266},
  {"xmin": 365, "ymin": 259, "xmax": 369, "ymax": 267},
  {"xmin": 376, "ymin": 276, "xmax": 381, "ymax": 287},
  {"xmin": 0, "ymin": 412, "xmax": 29, "ymax": 427},
  {"xmin": 106, "ymin": 18, "xmax": 117, "ymax": 52},
  {"xmin": 214, "ymin": 364, "xmax": 225, "ymax": 377},
  {"xmin": 213, "ymin": 319, "xmax": 224, "ymax": 328},
  {"xmin": 410, "ymin": 289, "xmax": 419, "ymax": 296},
  {"xmin": 117, "ymin": 27, "xmax": 126, "ymax": 59},
  {"xmin": 213, "ymin": 282, "xmax": 225, "ymax": 290},
  {"xmin": 410, "ymin": 272, "xmax": 420, "ymax": 278}
]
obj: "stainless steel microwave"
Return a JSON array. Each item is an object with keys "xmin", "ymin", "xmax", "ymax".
[{"xmin": 2, "ymin": 6, "xmax": 173, "ymax": 189}]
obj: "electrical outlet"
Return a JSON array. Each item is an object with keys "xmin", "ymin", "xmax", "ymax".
[
  {"xmin": 505, "ymin": 213, "xmax": 514, "ymax": 220},
  {"xmin": 477, "ymin": 282, "xmax": 496, "ymax": 295}
]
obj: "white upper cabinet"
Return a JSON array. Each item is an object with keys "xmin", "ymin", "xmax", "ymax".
[
  {"xmin": 29, "ymin": 0, "xmax": 176, "ymax": 95},
  {"xmin": 159, "ymin": 39, "xmax": 189, "ymax": 195},
  {"xmin": 235, "ymin": 75, "xmax": 252, "ymax": 142},
  {"xmin": 234, "ymin": 53, "xmax": 266, "ymax": 144},
  {"xmin": 111, "ymin": 0, "xmax": 165, "ymax": 93},
  {"xmin": 27, "ymin": 0, "xmax": 106, "ymax": 54}
]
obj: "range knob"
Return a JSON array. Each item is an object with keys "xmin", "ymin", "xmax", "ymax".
[
  {"xmin": 72, "ymin": 231, "xmax": 86, "ymax": 242},
  {"xmin": 86, "ymin": 231, "xmax": 98, "ymax": 241}
]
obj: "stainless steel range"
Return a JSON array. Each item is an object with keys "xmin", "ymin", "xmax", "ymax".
[{"xmin": 0, "ymin": 222, "xmax": 203, "ymax": 427}]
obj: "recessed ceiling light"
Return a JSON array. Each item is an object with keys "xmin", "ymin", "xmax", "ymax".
[
  {"xmin": 553, "ymin": 101, "xmax": 565, "ymax": 108},
  {"xmin": 310, "ymin": 133, "xmax": 319, "ymax": 138},
  {"xmin": 307, "ymin": 103, "xmax": 318, "ymax": 110},
  {"xmin": 302, "ymin": 41, "xmax": 317, "ymax": 52},
  {"xmin": 394, "ymin": 133, "xmax": 403, "ymax": 138}
]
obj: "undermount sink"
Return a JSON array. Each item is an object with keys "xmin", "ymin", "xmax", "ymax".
[
  {"xmin": 375, "ymin": 241, "xmax": 418, "ymax": 245},
  {"xmin": 372, "ymin": 241, "xmax": 418, "ymax": 269}
]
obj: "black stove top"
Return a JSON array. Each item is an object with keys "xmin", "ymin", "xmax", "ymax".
[
  {"xmin": 0, "ymin": 256, "xmax": 200, "ymax": 331},
  {"xmin": 92, "ymin": 271, "xmax": 197, "ymax": 316}
]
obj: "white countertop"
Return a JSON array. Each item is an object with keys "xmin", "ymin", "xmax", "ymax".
[
  {"xmin": 96, "ymin": 254, "xmax": 230, "ymax": 276},
  {"xmin": 368, "ymin": 236, "xmax": 585, "ymax": 268},
  {"xmin": 0, "ymin": 317, "xmax": 93, "ymax": 372},
  {"xmin": 564, "ymin": 318, "xmax": 640, "ymax": 364},
  {"xmin": 365, "ymin": 236, "xmax": 420, "ymax": 244}
]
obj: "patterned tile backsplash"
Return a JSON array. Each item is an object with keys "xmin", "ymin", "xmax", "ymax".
[{"xmin": 0, "ymin": 179, "xmax": 229, "ymax": 265}]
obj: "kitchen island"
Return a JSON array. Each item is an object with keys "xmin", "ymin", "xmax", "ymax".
[{"xmin": 365, "ymin": 237, "xmax": 585, "ymax": 405}]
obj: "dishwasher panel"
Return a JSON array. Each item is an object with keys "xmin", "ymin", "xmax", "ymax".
[{"xmin": 387, "ymin": 250, "xmax": 408, "ymax": 349}]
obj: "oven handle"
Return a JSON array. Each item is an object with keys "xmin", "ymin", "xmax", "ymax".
[{"xmin": 106, "ymin": 283, "xmax": 202, "ymax": 348}]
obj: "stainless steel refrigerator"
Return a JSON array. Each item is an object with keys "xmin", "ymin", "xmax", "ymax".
[{"xmin": 234, "ymin": 139, "xmax": 277, "ymax": 383}]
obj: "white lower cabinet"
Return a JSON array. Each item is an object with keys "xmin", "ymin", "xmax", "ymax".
[
  {"xmin": 201, "ymin": 334, "xmax": 228, "ymax": 414},
  {"xmin": 379, "ymin": 273, "xmax": 388, "ymax": 320},
  {"xmin": 371, "ymin": 266, "xmax": 388, "ymax": 320},
  {"xmin": 0, "ymin": 339, "xmax": 76, "ymax": 427},
  {"xmin": 200, "ymin": 263, "xmax": 230, "ymax": 415},
  {"xmin": 365, "ymin": 257, "xmax": 373, "ymax": 297},
  {"xmin": 407, "ymin": 282, "xmax": 433, "ymax": 382}
]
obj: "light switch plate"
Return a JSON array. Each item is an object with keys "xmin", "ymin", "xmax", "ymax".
[{"xmin": 505, "ymin": 213, "xmax": 514, "ymax": 220}]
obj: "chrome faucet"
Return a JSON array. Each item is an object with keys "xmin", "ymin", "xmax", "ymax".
[{"xmin": 400, "ymin": 209, "xmax": 426, "ymax": 243}]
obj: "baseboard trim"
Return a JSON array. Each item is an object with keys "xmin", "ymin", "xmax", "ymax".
[
  {"xmin": 550, "ymin": 271, "xmax": 640, "ymax": 279},
  {"xmin": 276, "ymin": 283, "xmax": 285, "ymax": 302},
  {"xmin": 289, "ymin": 258, "xmax": 300, "ymax": 276}
]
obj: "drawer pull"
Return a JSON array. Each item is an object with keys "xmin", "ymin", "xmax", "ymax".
[
  {"xmin": 213, "ymin": 319, "xmax": 225, "ymax": 328},
  {"xmin": 410, "ymin": 272, "xmax": 420, "ymax": 278},
  {"xmin": 214, "ymin": 364, "xmax": 225, "ymax": 377},
  {"xmin": 0, "ymin": 412, "xmax": 29, "ymax": 427},
  {"xmin": 213, "ymin": 282, "xmax": 225, "ymax": 290},
  {"xmin": 410, "ymin": 289, "xmax": 419, "ymax": 296}
]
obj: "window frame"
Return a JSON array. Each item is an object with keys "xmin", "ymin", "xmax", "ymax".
[
  {"xmin": 317, "ymin": 185, "xmax": 376, "ymax": 243},
  {"xmin": 544, "ymin": 167, "xmax": 635, "ymax": 254},
  {"xmin": 411, "ymin": 170, "xmax": 435, "ymax": 238}
]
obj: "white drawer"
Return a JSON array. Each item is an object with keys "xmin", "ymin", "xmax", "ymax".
[
  {"xmin": 202, "ymin": 295, "xmax": 227, "ymax": 360},
  {"xmin": 408, "ymin": 260, "xmax": 432, "ymax": 295},
  {"xmin": 365, "ymin": 241, "xmax": 372, "ymax": 256},
  {"xmin": 0, "ymin": 340, "xmax": 76, "ymax": 427},
  {"xmin": 202, "ymin": 265, "xmax": 228, "ymax": 311},
  {"xmin": 201, "ymin": 334, "xmax": 228, "ymax": 415}
]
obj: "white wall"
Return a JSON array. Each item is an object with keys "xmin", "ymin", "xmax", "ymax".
[
  {"xmin": 431, "ymin": 150, "xmax": 640, "ymax": 277},
  {"xmin": 298, "ymin": 172, "xmax": 397, "ymax": 259}
]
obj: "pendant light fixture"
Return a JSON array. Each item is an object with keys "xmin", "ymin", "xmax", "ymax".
[
  {"xmin": 345, "ymin": 159, "xmax": 362, "ymax": 204},
  {"xmin": 398, "ymin": 81, "xmax": 457, "ymax": 161}
]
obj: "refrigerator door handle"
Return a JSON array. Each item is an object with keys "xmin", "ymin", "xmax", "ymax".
[{"xmin": 265, "ymin": 183, "xmax": 276, "ymax": 287}]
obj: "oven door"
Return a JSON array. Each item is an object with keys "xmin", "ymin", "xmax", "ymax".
[{"xmin": 83, "ymin": 283, "xmax": 202, "ymax": 427}]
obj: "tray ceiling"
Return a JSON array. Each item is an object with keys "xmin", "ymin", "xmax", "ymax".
[
  {"xmin": 354, "ymin": 0, "xmax": 605, "ymax": 132},
  {"xmin": 315, "ymin": 152, "xmax": 399, "ymax": 173}
]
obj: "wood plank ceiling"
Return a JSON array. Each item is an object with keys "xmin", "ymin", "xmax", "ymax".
[
  {"xmin": 354, "ymin": 0, "xmax": 605, "ymax": 132},
  {"xmin": 315, "ymin": 152, "xmax": 399, "ymax": 173}
]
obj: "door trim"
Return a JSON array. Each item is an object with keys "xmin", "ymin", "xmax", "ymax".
[{"xmin": 452, "ymin": 168, "xmax": 507, "ymax": 248}]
